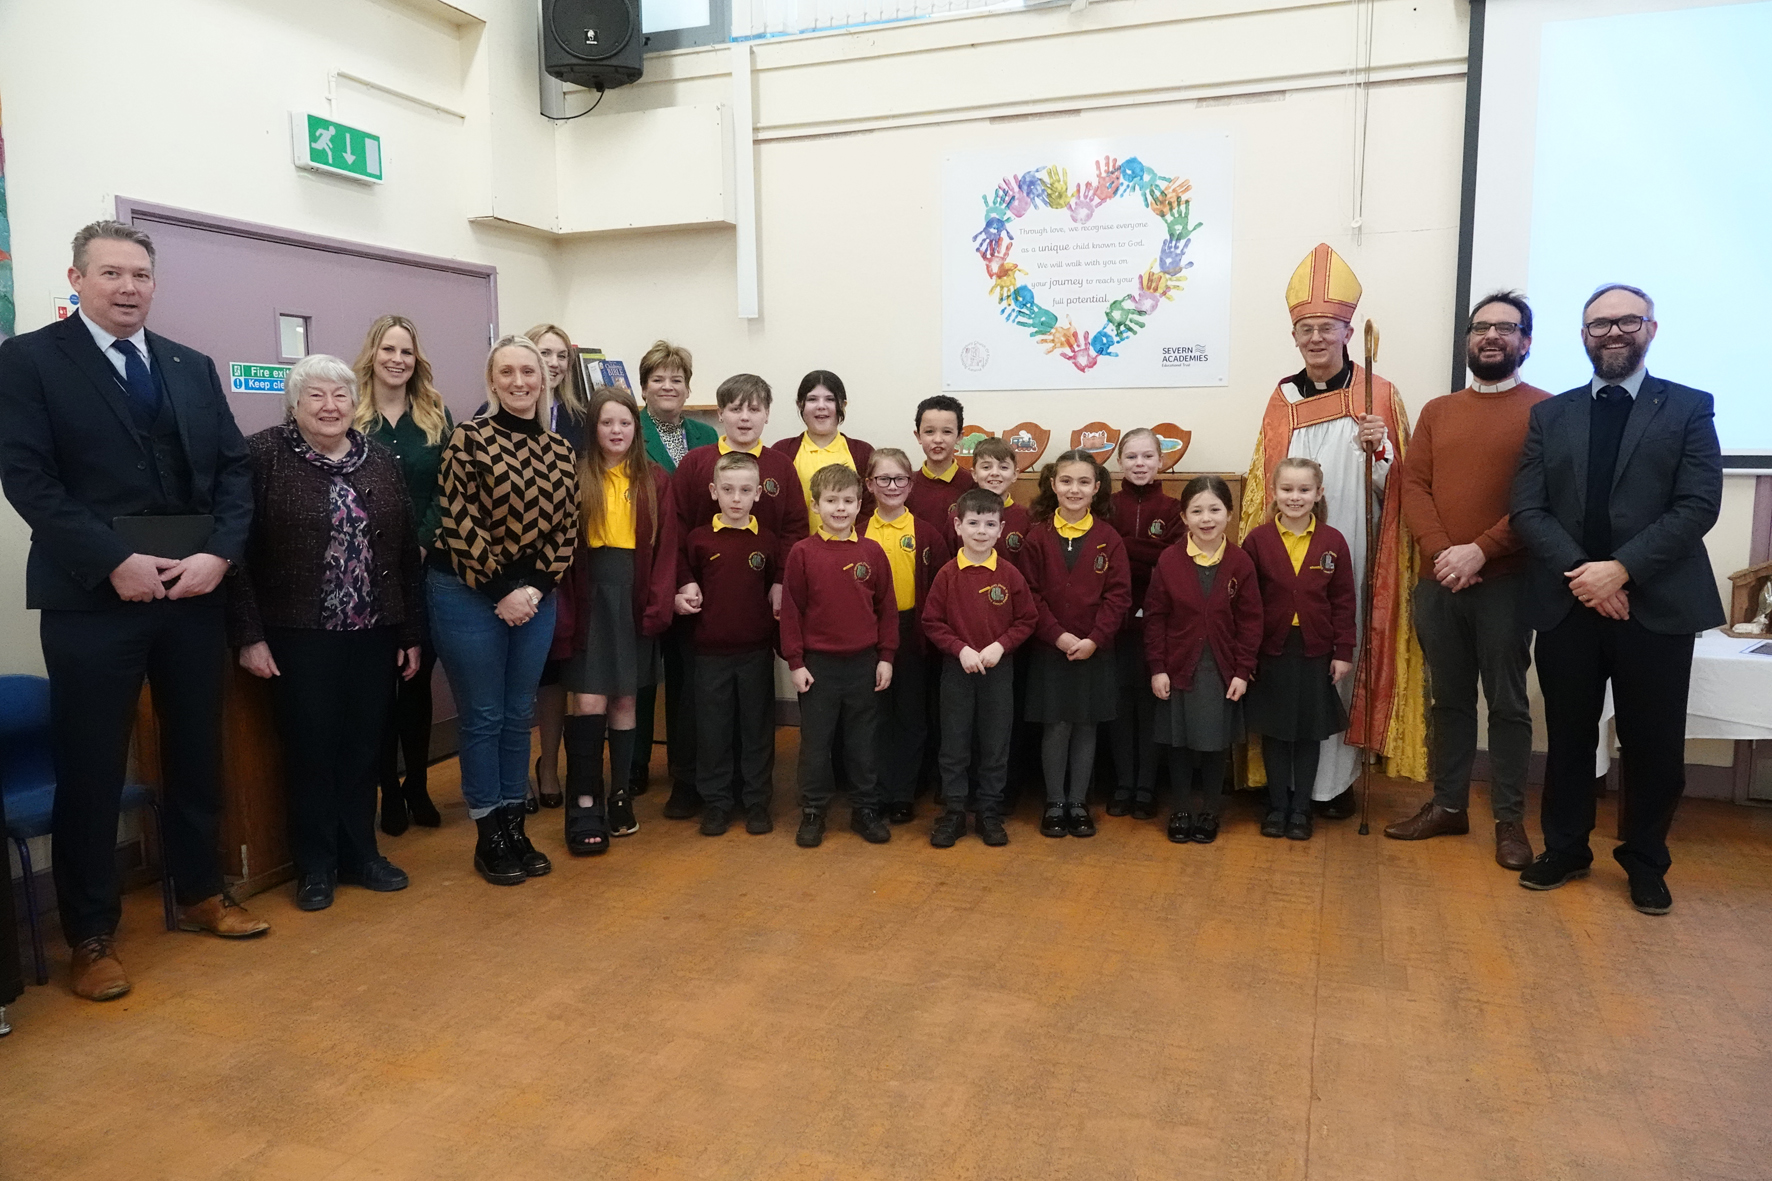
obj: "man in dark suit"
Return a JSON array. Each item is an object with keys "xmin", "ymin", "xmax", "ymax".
[
  {"xmin": 0, "ymin": 221, "xmax": 270, "ymax": 1002},
  {"xmin": 1510, "ymin": 283, "xmax": 1724, "ymax": 915}
]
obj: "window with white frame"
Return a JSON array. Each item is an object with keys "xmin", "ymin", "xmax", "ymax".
[{"xmin": 729, "ymin": 0, "xmax": 1054, "ymax": 42}]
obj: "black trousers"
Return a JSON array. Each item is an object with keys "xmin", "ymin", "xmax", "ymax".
[
  {"xmin": 378, "ymin": 641, "xmax": 437, "ymax": 793},
  {"xmin": 797, "ymin": 650, "xmax": 881, "ymax": 811},
  {"xmin": 938, "ymin": 655, "xmax": 1015, "ymax": 814},
  {"xmin": 1536, "ymin": 607, "xmax": 1694, "ymax": 874},
  {"xmin": 694, "ymin": 647, "xmax": 776, "ymax": 810},
  {"xmin": 0, "ymin": 781, "xmax": 21, "ymax": 1004},
  {"xmin": 42, "ymin": 599, "xmax": 227, "ymax": 945},
  {"xmin": 265, "ymin": 626, "xmax": 395, "ymax": 877},
  {"xmin": 876, "ymin": 610, "xmax": 927, "ymax": 806},
  {"xmin": 1414, "ymin": 575, "xmax": 1533, "ymax": 822}
]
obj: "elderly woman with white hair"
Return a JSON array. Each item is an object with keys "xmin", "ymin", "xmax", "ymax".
[
  {"xmin": 429, "ymin": 335, "xmax": 579, "ymax": 886},
  {"xmin": 229, "ymin": 354, "xmax": 426, "ymax": 912}
]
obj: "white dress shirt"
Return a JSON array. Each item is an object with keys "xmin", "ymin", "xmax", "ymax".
[
  {"xmin": 77, "ymin": 309, "xmax": 152, "ymax": 381},
  {"xmin": 1590, "ymin": 367, "xmax": 1647, "ymax": 400}
]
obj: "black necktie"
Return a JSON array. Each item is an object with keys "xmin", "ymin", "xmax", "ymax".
[
  {"xmin": 110, "ymin": 339, "xmax": 161, "ymax": 429},
  {"xmin": 1581, "ymin": 385, "xmax": 1632, "ymax": 559}
]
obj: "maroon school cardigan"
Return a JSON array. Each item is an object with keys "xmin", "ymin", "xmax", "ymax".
[
  {"xmin": 1142, "ymin": 541, "xmax": 1263, "ymax": 690},
  {"xmin": 1108, "ymin": 481, "xmax": 1182, "ymax": 624},
  {"xmin": 551, "ymin": 462, "xmax": 678, "ymax": 658},
  {"xmin": 1020, "ymin": 518, "xmax": 1132, "ymax": 650},
  {"xmin": 669, "ymin": 443, "xmax": 809, "ymax": 569},
  {"xmin": 768, "ymin": 431, "xmax": 876, "ymax": 521},
  {"xmin": 1241, "ymin": 520, "xmax": 1357, "ymax": 662}
]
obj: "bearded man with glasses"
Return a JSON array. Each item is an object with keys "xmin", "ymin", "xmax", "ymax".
[
  {"xmin": 1385, "ymin": 292, "xmax": 1549, "ymax": 869},
  {"xmin": 1509, "ymin": 283, "xmax": 1724, "ymax": 915}
]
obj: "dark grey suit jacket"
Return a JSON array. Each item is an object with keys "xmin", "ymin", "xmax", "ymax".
[
  {"xmin": 0, "ymin": 313, "xmax": 252, "ymax": 610},
  {"xmin": 1509, "ymin": 373, "xmax": 1724, "ymax": 635}
]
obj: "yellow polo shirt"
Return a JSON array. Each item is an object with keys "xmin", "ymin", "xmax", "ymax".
[
  {"xmin": 957, "ymin": 549, "xmax": 998, "ymax": 570},
  {"xmin": 794, "ymin": 434, "xmax": 856, "ymax": 529},
  {"xmin": 718, "ymin": 437, "xmax": 764, "ymax": 456},
  {"xmin": 1277, "ymin": 514, "xmax": 1316, "ymax": 624},
  {"xmin": 1187, "ymin": 535, "xmax": 1225, "ymax": 567},
  {"xmin": 584, "ymin": 469, "xmax": 635, "ymax": 549},
  {"xmin": 867, "ymin": 509, "xmax": 919, "ymax": 610},
  {"xmin": 713, "ymin": 514, "xmax": 758, "ymax": 533},
  {"xmin": 922, "ymin": 460, "xmax": 961, "ymax": 482},
  {"xmin": 1055, "ymin": 512, "xmax": 1093, "ymax": 541}
]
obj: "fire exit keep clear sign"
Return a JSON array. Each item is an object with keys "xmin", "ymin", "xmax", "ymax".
[{"xmin": 291, "ymin": 112, "xmax": 384, "ymax": 184}]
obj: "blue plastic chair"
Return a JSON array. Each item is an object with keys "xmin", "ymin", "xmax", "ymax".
[{"xmin": 0, "ymin": 675, "xmax": 175, "ymax": 986}]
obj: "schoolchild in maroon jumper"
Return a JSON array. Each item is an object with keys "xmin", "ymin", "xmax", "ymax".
[
  {"xmin": 780, "ymin": 464, "xmax": 899, "ymax": 848},
  {"xmin": 1021, "ymin": 450, "xmax": 1131, "ymax": 840},
  {"xmin": 905, "ymin": 394, "xmax": 976, "ymax": 527},
  {"xmin": 863, "ymin": 447, "xmax": 951, "ymax": 824},
  {"xmin": 1105, "ymin": 428, "xmax": 1183, "ymax": 820},
  {"xmin": 1242, "ymin": 457, "xmax": 1355, "ymax": 841},
  {"xmin": 968, "ymin": 436, "xmax": 1032, "ymax": 570},
  {"xmin": 660, "ymin": 373, "xmax": 809, "ymax": 820},
  {"xmin": 673, "ymin": 451, "xmax": 782, "ymax": 837},
  {"xmin": 1144, "ymin": 475, "xmax": 1264, "ymax": 845},
  {"xmin": 922, "ymin": 488, "xmax": 1038, "ymax": 847}
]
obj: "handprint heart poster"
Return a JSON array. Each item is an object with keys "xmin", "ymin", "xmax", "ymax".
[{"xmin": 941, "ymin": 132, "xmax": 1232, "ymax": 392}]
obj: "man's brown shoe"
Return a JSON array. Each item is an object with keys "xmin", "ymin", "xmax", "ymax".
[
  {"xmin": 177, "ymin": 893, "xmax": 270, "ymax": 939},
  {"xmin": 1495, "ymin": 821, "xmax": 1534, "ymax": 871},
  {"xmin": 70, "ymin": 936, "xmax": 131, "ymax": 1001},
  {"xmin": 1383, "ymin": 801, "xmax": 1470, "ymax": 840}
]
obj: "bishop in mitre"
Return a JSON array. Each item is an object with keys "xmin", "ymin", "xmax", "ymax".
[{"xmin": 1240, "ymin": 244, "xmax": 1427, "ymax": 814}]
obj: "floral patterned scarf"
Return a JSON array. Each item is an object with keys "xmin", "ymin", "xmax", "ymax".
[{"xmin": 286, "ymin": 423, "xmax": 380, "ymax": 631}]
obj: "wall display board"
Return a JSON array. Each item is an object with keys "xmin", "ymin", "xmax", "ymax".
[{"xmin": 941, "ymin": 132, "xmax": 1231, "ymax": 393}]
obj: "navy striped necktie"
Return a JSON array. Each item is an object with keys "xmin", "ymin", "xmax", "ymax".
[{"xmin": 110, "ymin": 339, "xmax": 162, "ymax": 428}]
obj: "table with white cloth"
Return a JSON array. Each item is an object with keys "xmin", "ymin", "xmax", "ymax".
[{"xmin": 1597, "ymin": 629, "xmax": 1772, "ymax": 776}]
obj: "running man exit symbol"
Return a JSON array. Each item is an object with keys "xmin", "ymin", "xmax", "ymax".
[{"xmin": 292, "ymin": 112, "xmax": 384, "ymax": 184}]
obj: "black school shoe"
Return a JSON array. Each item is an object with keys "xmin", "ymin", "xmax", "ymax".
[
  {"xmin": 745, "ymin": 803, "xmax": 774, "ymax": 834},
  {"xmin": 661, "ymin": 783, "xmax": 702, "ymax": 820},
  {"xmin": 340, "ymin": 857, "xmax": 409, "ymax": 892},
  {"xmin": 1260, "ymin": 810, "xmax": 1287, "ymax": 839},
  {"xmin": 1166, "ymin": 811, "xmax": 1192, "ymax": 843},
  {"xmin": 607, "ymin": 789, "xmax": 639, "ymax": 837},
  {"xmin": 1066, "ymin": 802, "xmax": 1095, "ymax": 838},
  {"xmin": 977, "ymin": 812, "xmax": 1009, "ymax": 846},
  {"xmin": 851, "ymin": 807, "xmax": 892, "ymax": 844},
  {"xmin": 930, "ymin": 810, "xmax": 966, "ymax": 848},
  {"xmin": 1518, "ymin": 848, "xmax": 1593, "ymax": 891},
  {"xmin": 1191, "ymin": 813, "xmax": 1219, "ymax": 844},
  {"xmin": 1107, "ymin": 789, "xmax": 1133, "ymax": 817},
  {"xmin": 498, "ymin": 804, "xmax": 553, "ymax": 877},
  {"xmin": 1131, "ymin": 792, "xmax": 1157, "ymax": 821},
  {"xmin": 1625, "ymin": 867, "xmax": 1673, "ymax": 915},
  {"xmin": 796, "ymin": 809, "xmax": 826, "ymax": 848},
  {"xmin": 1040, "ymin": 804, "xmax": 1068, "ymax": 838},
  {"xmin": 699, "ymin": 805, "xmax": 732, "ymax": 836},
  {"xmin": 295, "ymin": 870, "xmax": 337, "ymax": 912},
  {"xmin": 1285, "ymin": 811, "xmax": 1313, "ymax": 841},
  {"xmin": 1318, "ymin": 789, "xmax": 1357, "ymax": 820}
]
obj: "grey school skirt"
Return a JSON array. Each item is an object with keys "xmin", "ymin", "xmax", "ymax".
[{"xmin": 562, "ymin": 547, "xmax": 657, "ymax": 697}]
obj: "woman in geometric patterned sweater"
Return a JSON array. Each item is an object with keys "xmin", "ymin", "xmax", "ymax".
[{"xmin": 429, "ymin": 334, "xmax": 579, "ymax": 887}]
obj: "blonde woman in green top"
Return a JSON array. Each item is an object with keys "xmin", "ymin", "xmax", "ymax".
[{"xmin": 352, "ymin": 314, "xmax": 454, "ymax": 836}]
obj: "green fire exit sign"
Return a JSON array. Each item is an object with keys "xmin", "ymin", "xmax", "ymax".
[{"xmin": 291, "ymin": 112, "xmax": 384, "ymax": 183}]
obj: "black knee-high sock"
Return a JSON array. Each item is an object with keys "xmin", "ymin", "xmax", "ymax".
[
  {"xmin": 1066, "ymin": 724, "xmax": 1097, "ymax": 804},
  {"xmin": 1041, "ymin": 723, "xmax": 1072, "ymax": 805},
  {"xmin": 1196, "ymin": 750, "xmax": 1227, "ymax": 815},
  {"xmin": 565, "ymin": 715, "xmax": 606, "ymax": 807},
  {"xmin": 607, "ymin": 727, "xmax": 636, "ymax": 800},
  {"xmin": 1290, "ymin": 741, "xmax": 1320, "ymax": 817}
]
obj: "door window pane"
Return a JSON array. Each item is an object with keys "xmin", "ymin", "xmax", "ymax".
[{"xmin": 278, "ymin": 314, "xmax": 309, "ymax": 361}]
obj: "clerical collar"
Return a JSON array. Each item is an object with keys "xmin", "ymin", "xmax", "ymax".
[
  {"xmin": 1473, "ymin": 375, "xmax": 1520, "ymax": 394},
  {"xmin": 1590, "ymin": 368, "xmax": 1647, "ymax": 400},
  {"xmin": 1291, "ymin": 355, "xmax": 1354, "ymax": 399},
  {"xmin": 493, "ymin": 408, "xmax": 543, "ymax": 435}
]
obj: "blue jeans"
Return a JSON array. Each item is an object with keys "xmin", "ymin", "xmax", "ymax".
[{"xmin": 427, "ymin": 568, "xmax": 557, "ymax": 817}]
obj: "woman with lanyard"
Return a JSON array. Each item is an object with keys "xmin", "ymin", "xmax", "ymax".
[
  {"xmin": 769, "ymin": 369, "xmax": 874, "ymax": 532},
  {"xmin": 429, "ymin": 336, "xmax": 579, "ymax": 886},
  {"xmin": 528, "ymin": 322, "xmax": 592, "ymax": 813},
  {"xmin": 351, "ymin": 315, "xmax": 454, "ymax": 837},
  {"xmin": 633, "ymin": 340, "xmax": 715, "ymax": 802}
]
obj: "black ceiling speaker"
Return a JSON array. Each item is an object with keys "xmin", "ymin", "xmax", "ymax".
[{"xmin": 543, "ymin": 0, "xmax": 645, "ymax": 91}]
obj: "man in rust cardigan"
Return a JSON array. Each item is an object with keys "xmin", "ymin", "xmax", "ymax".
[{"xmin": 1385, "ymin": 291, "xmax": 1549, "ymax": 870}]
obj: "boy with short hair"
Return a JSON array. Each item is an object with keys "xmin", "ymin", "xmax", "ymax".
[
  {"xmin": 781, "ymin": 464, "xmax": 899, "ymax": 847},
  {"xmin": 969, "ymin": 436, "xmax": 1032, "ymax": 569},
  {"xmin": 662, "ymin": 374, "xmax": 810, "ymax": 819},
  {"xmin": 675, "ymin": 451, "xmax": 781, "ymax": 837},
  {"xmin": 922, "ymin": 488, "xmax": 1038, "ymax": 847},
  {"xmin": 906, "ymin": 394, "xmax": 976, "ymax": 527}
]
